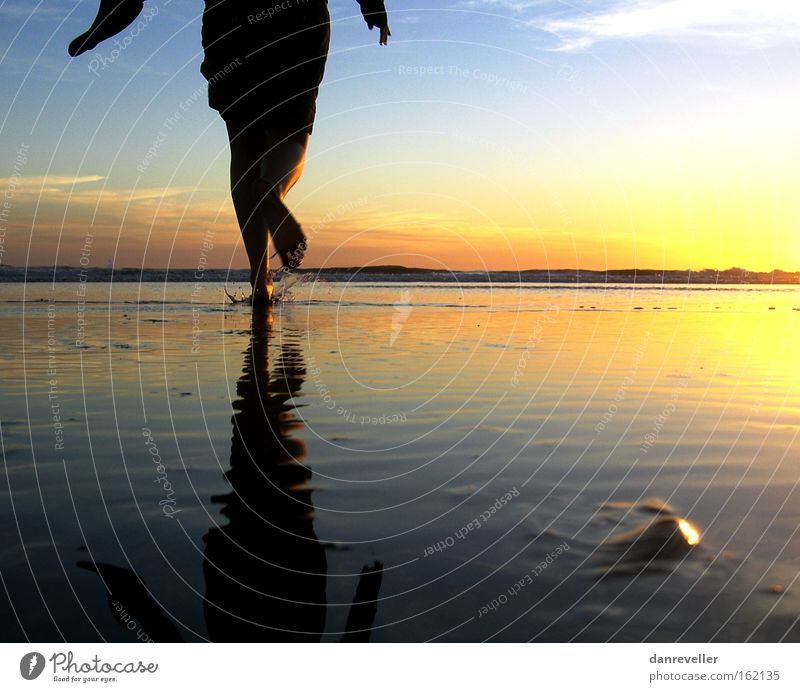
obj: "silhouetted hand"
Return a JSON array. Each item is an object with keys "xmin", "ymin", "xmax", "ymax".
[
  {"xmin": 68, "ymin": 0, "xmax": 145, "ymax": 57},
  {"xmin": 357, "ymin": 0, "xmax": 391, "ymax": 45}
]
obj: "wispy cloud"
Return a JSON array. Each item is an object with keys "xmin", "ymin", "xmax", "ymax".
[
  {"xmin": 0, "ymin": 175, "xmax": 206, "ymax": 204},
  {"xmin": 536, "ymin": 0, "xmax": 800, "ymax": 51},
  {"xmin": 462, "ymin": 0, "xmax": 553, "ymax": 13},
  {"xmin": 0, "ymin": 174, "xmax": 104, "ymax": 191},
  {"xmin": 0, "ymin": 3, "xmax": 71, "ymax": 20}
]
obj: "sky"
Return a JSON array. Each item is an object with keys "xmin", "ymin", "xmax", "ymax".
[{"xmin": 1, "ymin": 0, "xmax": 799, "ymax": 271}]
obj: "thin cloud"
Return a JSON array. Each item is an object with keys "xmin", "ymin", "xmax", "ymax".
[
  {"xmin": 0, "ymin": 3, "xmax": 71, "ymax": 20},
  {"xmin": 536, "ymin": 0, "xmax": 800, "ymax": 51},
  {"xmin": 462, "ymin": 0, "xmax": 552, "ymax": 12},
  {"xmin": 0, "ymin": 174, "xmax": 104, "ymax": 189},
  {"xmin": 64, "ymin": 187, "xmax": 199, "ymax": 203},
  {"xmin": 0, "ymin": 176, "xmax": 202, "ymax": 203}
]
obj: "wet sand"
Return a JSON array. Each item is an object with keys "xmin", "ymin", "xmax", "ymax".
[{"xmin": 1, "ymin": 280, "xmax": 799, "ymax": 642}]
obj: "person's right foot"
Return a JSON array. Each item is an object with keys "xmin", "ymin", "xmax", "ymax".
[
  {"xmin": 251, "ymin": 284, "xmax": 273, "ymax": 306},
  {"xmin": 250, "ymin": 269, "xmax": 274, "ymax": 306}
]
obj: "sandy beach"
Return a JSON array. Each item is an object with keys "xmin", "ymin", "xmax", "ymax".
[{"xmin": 1, "ymin": 279, "xmax": 799, "ymax": 642}]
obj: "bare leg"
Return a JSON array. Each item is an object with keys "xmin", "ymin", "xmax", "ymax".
[
  {"xmin": 261, "ymin": 128, "xmax": 309, "ymax": 200},
  {"xmin": 227, "ymin": 121, "xmax": 310, "ymax": 303},
  {"xmin": 255, "ymin": 128, "xmax": 310, "ymax": 272},
  {"xmin": 227, "ymin": 120, "xmax": 269, "ymax": 298}
]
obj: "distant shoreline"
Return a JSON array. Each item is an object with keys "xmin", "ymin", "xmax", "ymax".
[{"xmin": 2, "ymin": 265, "xmax": 799, "ymax": 285}]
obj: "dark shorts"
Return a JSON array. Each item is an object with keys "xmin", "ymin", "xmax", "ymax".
[{"xmin": 201, "ymin": 0, "xmax": 330, "ymax": 135}]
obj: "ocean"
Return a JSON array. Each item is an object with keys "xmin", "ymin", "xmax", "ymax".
[{"xmin": 1, "ymin": 280, "xmax": 799, "ymax": 641}]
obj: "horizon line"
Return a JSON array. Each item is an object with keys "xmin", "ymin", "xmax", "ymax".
[{"xmin": 4, "ymin": 265, "xmax": 800, "ymax": 274}]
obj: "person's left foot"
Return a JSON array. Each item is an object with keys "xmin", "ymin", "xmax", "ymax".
[{"xmin": 253, "ymin": 178, "xmax": 307, "ymax": 272}]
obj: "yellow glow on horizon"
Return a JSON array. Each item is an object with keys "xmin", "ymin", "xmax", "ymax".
[{"xmin": 9, "ymin": 88, "xmax": 800, "ymax": 271}]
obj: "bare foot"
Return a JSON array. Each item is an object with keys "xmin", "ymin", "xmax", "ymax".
[
  {"xmin": 253, "ymin": 178, "xmax": 307, "ymax": 271},
  {"xmin": 250, "ymin": 267, "xmax": 274, "ymax": 306}
]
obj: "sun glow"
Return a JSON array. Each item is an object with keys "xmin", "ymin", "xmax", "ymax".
[{"xmin": 678, "ymin": 519, "xmax": 701, "ymax": 546}]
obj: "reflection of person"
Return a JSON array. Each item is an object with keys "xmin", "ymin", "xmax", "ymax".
[
  {"xmin": 203, "ymin": 310, "xmax": 383, "ymax": 641},
  {"xmin": 77, "ymin": 312, "xmax": 383, "ymax": 642},
  {"xmin": 202, "ymin": 311, "xmax": 326, "ymax": 640},
  {"xmin": 69, "ymin": 0, "xmax": 391, "ymax": 304}
]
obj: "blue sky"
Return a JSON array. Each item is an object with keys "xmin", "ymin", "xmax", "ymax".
[{"xmin": 2, "ymin": 1, "xmax": 799, "ymax": 270}]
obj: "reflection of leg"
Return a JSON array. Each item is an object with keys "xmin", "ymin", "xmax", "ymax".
[
  {"xmin": 255, "ymin": 129, "xmax": 310, "ymax": 271},
  {"xmin": 227, "ymin": 120, "xmax": 272, "ymax": 303},
  {"xmin": 342, "ymin": 561, "xmax": 384, "ymax": 642},
  {"xmin": 204, "ymin": 312, "xmax": 327, "ymax": 641}
]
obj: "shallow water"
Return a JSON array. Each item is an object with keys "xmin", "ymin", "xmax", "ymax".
[{"xmin": 1, "ymin": 281, "xmax": 800, "ymax": 642}]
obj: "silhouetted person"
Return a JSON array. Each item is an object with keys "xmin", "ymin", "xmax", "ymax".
[{"xmin": 69, "ymin": 0, "xmax": 391, "ymax": 304}]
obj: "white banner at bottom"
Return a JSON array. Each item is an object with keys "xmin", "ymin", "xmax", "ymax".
[{"xmin": 0, "ymin": 643, "xmax": 796, "ymax": 692}]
